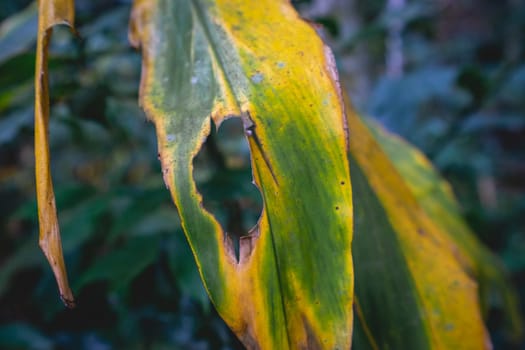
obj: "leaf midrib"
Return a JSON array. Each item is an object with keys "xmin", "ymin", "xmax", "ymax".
[{"xmin": 189, "ymin": 1, "xmax": 292, "ymax": 348}]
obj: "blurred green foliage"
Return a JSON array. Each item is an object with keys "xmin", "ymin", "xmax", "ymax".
[{"xmin": 0, "ymin": 0, "xmax": 524, "ymax": 349}]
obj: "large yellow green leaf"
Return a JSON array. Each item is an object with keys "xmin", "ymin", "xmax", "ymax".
[
  {"xmin": 34, "ymin": 0, "xmax": 75, "ymax": 307},
  {"xmin": 347, "ymin": 109, "xmax": 491, "ymax": 349},
  {"xmin": 365, "ymin": 118, "xmax": 523, "ymax": 341},
  {"xmin": 129, "ymin": 0, "xmax": 353, "ymax": 348}
]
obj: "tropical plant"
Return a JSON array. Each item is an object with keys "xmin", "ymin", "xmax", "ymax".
[{"xmin": 0, "ymin": 0, "xmax": 521, "ymax": 349}]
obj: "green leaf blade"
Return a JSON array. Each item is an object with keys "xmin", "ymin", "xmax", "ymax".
[
  {"xmin": 366, "ymin": 117, "xmax": 524, "ymax": 341},
  {"xmin": 348, "ymin": 110, "xmax": 491, "ymax": 349},
  {"xmin": 130, "ymin": 0, "xmax": 354, "ymax": 348}
]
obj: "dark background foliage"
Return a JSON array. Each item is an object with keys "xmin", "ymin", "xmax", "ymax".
[{"xmin": 0, "ymin": 0, "xmax": 523, "ymax": 349}]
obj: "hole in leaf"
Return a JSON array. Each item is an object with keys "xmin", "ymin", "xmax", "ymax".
[{"xmin": 193, "ymin": 117, "xmax": 263, "ymax": 262}]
